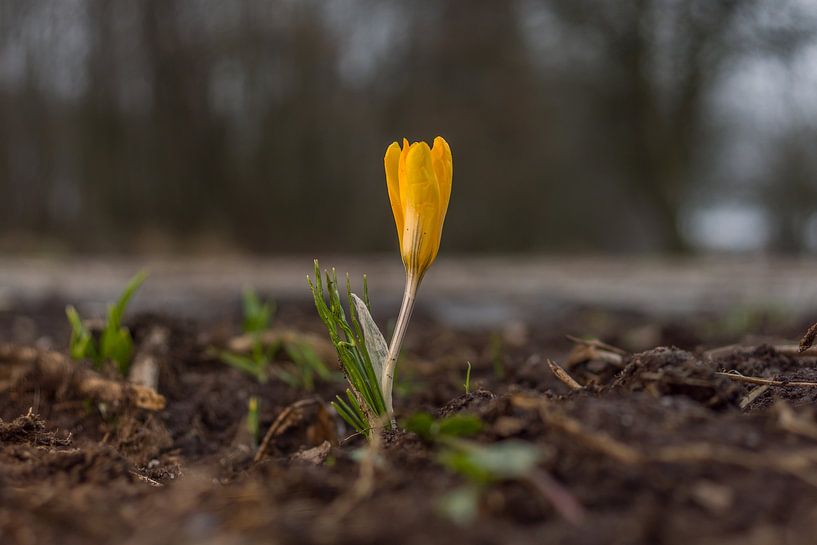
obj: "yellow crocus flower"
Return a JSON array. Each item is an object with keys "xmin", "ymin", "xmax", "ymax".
[
  {"xmin": 384, "ymin": 137, "xmax": 452, "ymax": 279},
  {"xmin": 381, "ymin": 136, "xmax": 452, "ymax": 419}
]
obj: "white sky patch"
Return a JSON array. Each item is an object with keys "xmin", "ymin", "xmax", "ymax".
[
  {"xmin": 323, "ymin": 0, "xmax": 408, "ymax": 87},
  {"xmin": 684, "ymin": 205, "xmax": 771, "ymax": 252}
]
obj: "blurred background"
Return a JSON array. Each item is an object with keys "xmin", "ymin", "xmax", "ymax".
[{"xmin": 2, "ymin": 0, "xmax": 817, "ymax": 257}]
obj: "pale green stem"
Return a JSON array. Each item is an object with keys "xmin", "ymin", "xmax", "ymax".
[{"xmin": 382, "ymin": 272, "xmax": 421, "ymax": 421}]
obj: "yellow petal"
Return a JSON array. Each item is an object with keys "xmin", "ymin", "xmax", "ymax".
[
  {"xmin": 401, "ymin": 141, "xmax": 441, "ymax": 275},
  {"xmin": 384, "ymin": 142, "xmax": 403, "ymax": 247},
  {"xmin": 431, "ymin": 136, "xmax": 452, "ymax": 223},
  {"xmin": 398, "ymin": 138, "xmax": 410, "ymax": 195}
]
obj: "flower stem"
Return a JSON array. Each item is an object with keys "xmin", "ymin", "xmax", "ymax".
[{"xmin": 382, "ymin": 272, "xmax": 421, "ymax": 422}]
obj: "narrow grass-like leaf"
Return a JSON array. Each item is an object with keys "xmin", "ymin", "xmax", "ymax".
[{"xmin": 310, "ymin": 260, "xmax": 388, "ymax": 435}]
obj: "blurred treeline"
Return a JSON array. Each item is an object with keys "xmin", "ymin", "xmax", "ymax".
[{"xmin": 1, "ymin": 0, "xmax": 817, "ymax": 254}]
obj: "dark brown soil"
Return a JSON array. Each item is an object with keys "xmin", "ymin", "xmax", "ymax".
[{"xmin": 3, "ymin": 302, "xmax": 817, "ymax": 545}]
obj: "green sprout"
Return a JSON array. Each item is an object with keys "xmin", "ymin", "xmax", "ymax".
[
  {"xmin": 308, "ymin": 260, "xmax": 388, "ymax": 435},
  {"xmin": 489, "ymin": 333, "xmax": 506, "ymax": 379},
  {"xmin": 464, "ymin": 361, "xmax": 472, "ymax": 395},
  {"xmin": 247, "ymin": 396, "xmax": 260, "ymax": 449},
  {"xmin": 65, "ymin": 271, "xmax": 147, "ymax": 374},
  {"xmin": 405, "ymin": 412, "xmax": 542, "ymax": 525},
  {"xmin": 404, "ymin": 412, "xmax": 483, "ymax": 441},
  {"xmin": 218, "ymin": 288, "xmax": 332, "ymax": 389},
  {"xmin": 242, "ymin": 288, "xmax": 275, "ymax": 337}
]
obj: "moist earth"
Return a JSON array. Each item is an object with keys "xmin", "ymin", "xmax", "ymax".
[{"xmin": 2, "ymin": 302, "xmax": 817, "ymax": 545}]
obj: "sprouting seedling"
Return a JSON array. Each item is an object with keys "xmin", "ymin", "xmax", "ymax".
[
  {"xmin": 404, "ymin": 412, "xmax": 483, "ymax": 442},
  {"xmin": 219, "ymin": 289, "xmax": 332, "ymax": 389},
  {"xmin": 404, "ymin": 412, "xmax": 561, "ymax": 525},
  {"xmin": 242, "ymin": 288, "xmax": 275, "ymax": 336},
  {"xmin": 436, "ymin": 439, "xmax": 546, "ymax": 525},
  {"xmin": 271, "ymin": 341, "xmax": 334, "ymax": 390},
  {"xmin": 464, "ymin": 361, "xmax": 472, "ymax": 395},
  {"xmin": 65, "ymin": 271, "xmax": 147, "ymax": 375},
  {"xmin": 218, "ymin": 288, "xmax": 275, "ymax": 382},
  {"xmin": 247, "ymin": 396, "xmax": 260, "ymax": 449},
  {"xmin": 308, "ymin": 261, "xmax": 387, "ymax": 435},
  {"xmin": 489, "ymin": 333, "xmax": 506, "ymax": 379},
  {"xmin": 382, "ymin": 137, "xmax": 452, "ymax": 422}
]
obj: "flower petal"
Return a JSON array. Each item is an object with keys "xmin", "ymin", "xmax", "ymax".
[
  {"xmin": 384, "ymin": 141, "xmax": 403, "ymax": 246},
  {"xmin": 431, "ymin": 136, "xmax": 452, "ymax": 222},
  {"xmin": 401, "ymin": 141, "xmax": 441, "ymax": 275}
]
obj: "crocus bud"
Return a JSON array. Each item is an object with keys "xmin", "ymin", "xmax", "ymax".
[{"xmin": 384, "ymin": 137, "xmax": 452, "ymax": 280}]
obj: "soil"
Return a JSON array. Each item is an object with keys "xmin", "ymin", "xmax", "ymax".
[{"xmin": 3, "ymin": 299, "xmax": 817, "ymax": 545}]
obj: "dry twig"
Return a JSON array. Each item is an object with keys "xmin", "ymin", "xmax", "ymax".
[
  {"xmin": 525, "ymin": 470, "xmax": 585, "ymax": 525},
  {"xmin": 800, "ymin": 322, "xmax": 817, "ymax": 352},
  {"xmin": 546, "ymin": 359, "xmax": 584, "ymax": 391},
  {"xmin": 705, "ymin": 343, "xmax": 817, "ymax": 361},
  {"xmin": 537, "ymin": 401, "xmax": 642, "ymax": 464},
  {"xmin": 739, "ymin": 384, "xmax": 770, "ymax": 410},
  {"xmin": 254, "ymin": 397, "xmax": 322, "ymax": 463},
  {"xmin": 564, "ymin": 335, "xmax": 627, "ymax": 368},
  {"xmin": 715, "ymin": 371, "xmax": 817, "ymax": 388},
  {"xmin": 530, "ymin": 395, "xmax": 817, "ymax": 488}
]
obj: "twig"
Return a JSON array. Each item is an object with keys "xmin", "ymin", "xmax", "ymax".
[
  {"xmin": 715, "ymin": 371, "xmax": 817, "ymax": 388},
  {"xmin": 739, "ymin": 384, "xmax": 770, "ymax": 410},
  {"xmin": 534, "ymin": 396, "xmax": 817, "ymax": 488},
  {"xmin": 254, "ymin": 397, "xmax": 321, "ymax": 463},
  {"xmin": 538, "ymin": 403, "xmax": 642, "ymax": 464},
  {"xmin": 563, "ymin": 335, "xmax": 626, "ymax": 369},
  {"xmin": 130, "ymin": 470, "xmax": 163, "ymax": 487},
  {"xmin": 705, "ymin": 344, "xmax": 817, "ymax": 361},
  {"xmin": 775, "ymin": 402, "xmax": 817, "ymax": 441},
  {"xmin": 525, "ymin": 470, "xmax": 585, "ymax": 525},
  {"xmin": 564, "ymin": 335, "xmax": 628, "ymax": 355},
  {"xmin": 546, "ymin": 359, "xmax": 583, "ymax": 391},
  {"xmin": 800, "ymin": 322, "xmax": 817, "ymax": 352}
]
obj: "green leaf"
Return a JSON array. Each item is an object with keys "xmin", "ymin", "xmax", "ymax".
[
  {"xmin": 108, "ymin": 271, "xmax": 147, "ymax": 330},
  {"xmin": 219, "ymin": 351, "xmax": 268, "ymax": 383},
  {"xmin": 247, "ymin": 397, "xmax": 260, "ymax": 448},
  {"xmin": 436, "ymin": 485, "xmax": 481, "ymax": 526},
  {"xmin": 65, "ymin": 305, "xmax": 97, "ymax": 363},
  {"xmin": 404, "ymin": 412, "xmax": 483, "ymax": 441},
  {"xmin": 438, "ymin": 414, "xmax": 483, "ymax": 438},
  {"xmin": 309, "ymin": 259, "xmax": 387, "ymax": 435},
  {"xmin": 404, "ymin": 412, "xmax": 436, "ymax": 439},
  {"xmin": 351, "ymin": 293, "xmax": 388, "ymax": 385},
  {"xmin": 242, "ymin": 288, "xmax": 274, "ymax": 334},
  {"xmin": 439, "ymin": 440, "xmax": 541, "ymax": 484},
  {"xmin": 100, "ymin": 325, "xmax": 134, "ymax": 375}
]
